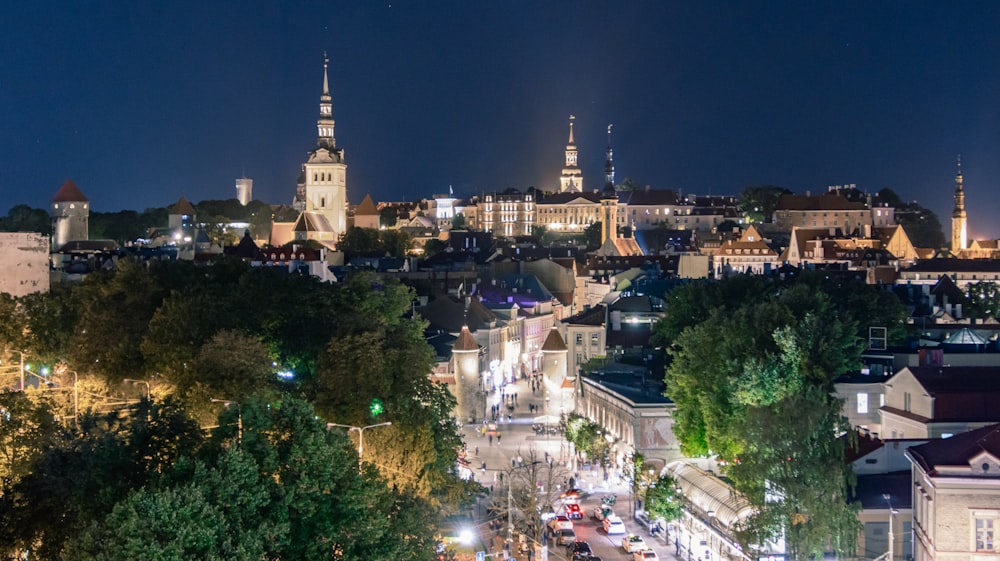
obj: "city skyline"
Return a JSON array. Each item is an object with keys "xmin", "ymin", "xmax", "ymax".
[{"xmin": 4, "ymin": 1, "xmax": 1000, "ymax": 238}]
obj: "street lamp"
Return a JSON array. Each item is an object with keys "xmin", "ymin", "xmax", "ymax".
[
  {"xmin": 883, "ymin": 493, "xmax": 898, "ymax": 561},
  {"xmin": 327, "ymin": 422, "xmax": 392, "ymax": 472},
  {"xmin": 210, "ymin": 399, "xmax": 242, "ymax": 445}
]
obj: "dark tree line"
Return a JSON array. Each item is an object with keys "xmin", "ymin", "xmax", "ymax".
[{"xmin": 0, "ymin": 259, "xmax": 478, "ymax": 559}]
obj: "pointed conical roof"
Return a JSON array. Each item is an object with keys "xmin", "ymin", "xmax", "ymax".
[
  {"xmin": 171, "ymin": 196, "xmax": 196, "ymax": 215},
  {"xmin": 52, "ymin": 179, "xmax": 89, "ymax": 203},
  {"xmin": 452, "ymin": 325, "xmax": 480, "ymax": 352},
  {"xmin": 355, "ymin": 194, "xmax": 378, "ymax": 216},
  {"xmin": 541, "ymin": 326, "xmax": 568, "ymax": 352}
]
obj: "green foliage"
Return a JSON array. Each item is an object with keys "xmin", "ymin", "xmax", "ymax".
[
  {"xmin": 0, "ymin": 392, "xmax": 61, "ymax": 486},
  {"xmin": 450, "ymin": 212, "xmax": 467, "ymax": 230},
  {"xmin": 0, "ymin": 204, "xmax": 51, "ymax": 234},
  {"xmin": 645, "ymin": 475, "xmax": 683, "ymax": 524},
  {"xmin": 57, "ymin": 397, "xmax": 441, "ymax": 561},
  {"xmin": 338, "ymin": 226, "xmax": 413, "ymax": 256},
  {"xmin": 380, "ymin": 206, "xmax": 399, "ymax": 228},
  {"xmin": 89, "ymin": 207, "xmax": 168, "ymax": 243},
  {"xmin": 0, "ymin": 396, "xmax": 204, "ymax": 558},
  {"xmin": 966, "ymin": 281, "xmax": 1000, "ymax": 319},
  {"xmin": 564, "ymin": 414, "xmax": 608, "ymax": 462},
  {"xmin": 657, "ymin": 274, "xmax": 894, "ymax": 556},
  {"xmin": 0, "ymin": 260, "xmax": 468, "ymax": 551},
  {"xmin": 884, "ymin": 190, "xmax": 946, "ymax": 249},
  {"xmin": 729, "ymin": 387, "xmax": 859, "ymax": 557},
  {"xmin": 737, "ymin": 185, "xmax": 791, "ymax": 223},
  {"xmin": 715, "ymin": 219, "xmax": 739, "ymax": 234}
]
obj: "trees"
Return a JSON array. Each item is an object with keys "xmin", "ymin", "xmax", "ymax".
[
  {"xmin": 59, "ymin": 397, "xmax": 442, "ymax": 561},
  {"xmin": 0, "ymin": 205, "xmax": 50, "ymax": 234},
  {"xmin": 737, "ymin": 185, "xmax": 791, "ymax": 223},
  {"xmin": 965, "ymin": 281, "xmax": 1000, "ymax": 319},
  {"xmin": 656, "ymin": 276, "xmax": 900, "ymax": 556}
]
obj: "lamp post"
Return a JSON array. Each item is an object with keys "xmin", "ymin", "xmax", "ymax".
[
  {"xmin": 883, "ymin": 493, "xmax": 897, "ymax": 561},
  {"xmin": 327, "ymin": 422, "xmax": 392, "ymax": 472},
  {"xmin": 210, "ymin": 399, "xmax": 242, "ymax": 445}
]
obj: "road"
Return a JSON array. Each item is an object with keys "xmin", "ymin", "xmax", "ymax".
[{"xmin": 462, "ymin": 377, "xmax": 681, "ymax": 561}]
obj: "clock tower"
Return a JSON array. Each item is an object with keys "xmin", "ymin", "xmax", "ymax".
[{"xmin": 559, "ymin": 115, "xmax": 584, "ymax": 193}]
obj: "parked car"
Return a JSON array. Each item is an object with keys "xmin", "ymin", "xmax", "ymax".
[
  {"xmin": 621, "ymin": 534, "xmax": 647, "ymax": 553},
  {"xmin": 564, "ymin": 504, "xmax": 584, "ymax": 520},
  {"xmin": 555, "ymin": 528, "xmax": 577, "ymax": 546},
  {"xmin": 603, "ymin": 515, "xmax": 626, "ymax": 535},
  {"xmin": 633, "ymin": 550, "xmax": 659, "ymax": 561},
  {"xmin": 592, "ymin": 505, "xmax": 614, "ymax": 521}
]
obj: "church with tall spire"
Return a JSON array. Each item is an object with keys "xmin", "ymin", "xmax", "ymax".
[
  {"xmin": 558, "ymin": 115, "xmax": 584, "ymax": 193},
  {"xmin": 289, "ymin": 53, "xmax": 348, "ymax": 248},
  {"xmin": 951, "ymin": 155, "xmax": 967, "ymax": 253}
]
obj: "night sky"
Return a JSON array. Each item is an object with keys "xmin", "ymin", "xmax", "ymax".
[{"xmin": 4, "ymin": 2, "xmax": 1000, "ymax": 237}]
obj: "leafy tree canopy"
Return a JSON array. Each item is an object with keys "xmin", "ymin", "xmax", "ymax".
[{"xmin": 737, "ymin": 185, "xmax": 792, "ymax": 223}]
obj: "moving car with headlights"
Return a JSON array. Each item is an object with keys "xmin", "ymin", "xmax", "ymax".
[
  {"xmin": 621, "ymin": 534, "xmax": 647, "ymax": 553},
  {"xmin": 564, "ymin": 504, "xmax": 584, "ymax": 520},
  {"xmin": 603, "ymin": 515, "xmax": 626, "ymax": 535}
]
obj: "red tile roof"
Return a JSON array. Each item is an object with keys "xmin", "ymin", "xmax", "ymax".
[{"xmin": 51, "ymin": 179, "xmax": 88, "ymax": 203}]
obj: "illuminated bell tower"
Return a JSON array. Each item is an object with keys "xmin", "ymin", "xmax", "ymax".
[
  {"xmin": 600, "ymin": 124, "xmax": 617, "ymax": 244},
  {"xmin": 301, "ymin": 52, "xmax": 348, "ymax": 241},
  {"xmin": 559, "ymin": 115, "xmax": 584, "ymax": 193},
  {"xmin": 951, "ymin": 155, "xmax": 967, "ymax": 252}
]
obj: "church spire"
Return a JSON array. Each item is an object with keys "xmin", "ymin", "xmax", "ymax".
[
  {"xmin": 951, "ymin": 154, "xmax": 968, "ymax": 252},
  {"xmin": 602, "ymin": 124, "xmax": 615, "ymax": 196},
  {"xmin": 316, "ymin": 52, "xmax": 335, "ymax": 149},
  {"xmin": 559, "ymin": 115, "xmax": 583, "ymax": 192}
]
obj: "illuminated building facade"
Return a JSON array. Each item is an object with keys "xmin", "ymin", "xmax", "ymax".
[{"xmin": 478, "ymin": 189, "xmax": 535, "ymax": 237}]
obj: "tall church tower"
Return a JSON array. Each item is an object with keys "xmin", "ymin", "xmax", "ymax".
[
  {"xmin": 951, "ymin": 155, "xmax": 967, "ymax": 252},
  {"xmin": 295, "ymin": 53, "xmax": 348, "ymax": 244},
  {"xmin": 50, "ymin": 179, "xmax": 89, "ymax": 250},
  {"xmin": 559, "ymin": 115, "xmax": 584, "ymax": 193},
  {"xmin": 600, "ymin": 124, "xmax": 617, "ymax": 244}
]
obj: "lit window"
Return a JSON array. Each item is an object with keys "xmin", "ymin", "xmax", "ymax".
[{"xmin": 857, "ymin": 393, "xmax": 868, "ymax": 414}]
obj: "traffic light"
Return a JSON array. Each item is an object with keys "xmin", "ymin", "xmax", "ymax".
[{"xmin": 370, "ymin": 398, "xmax": 384, "ymax": 417}]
